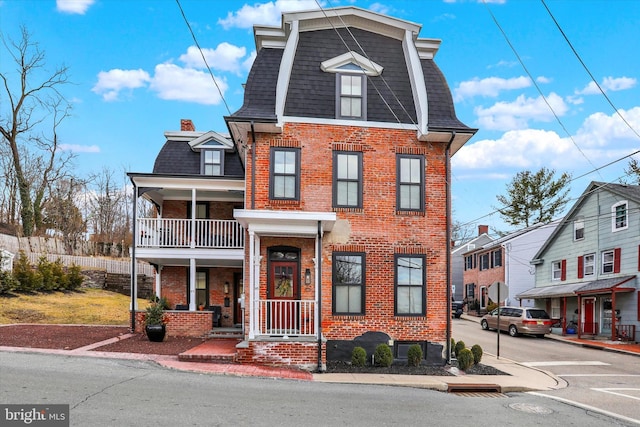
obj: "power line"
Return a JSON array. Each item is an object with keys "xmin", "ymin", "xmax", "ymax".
[
  {"xmin": 175, "ymin": 0, "xmax": 231, "ymax": 115},
  {"xmin": 541, "ymin": 0, "xmax": 640, "ymax": 141}
]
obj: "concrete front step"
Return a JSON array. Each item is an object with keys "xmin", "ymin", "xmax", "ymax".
[{"xmin": 178, "ymin": 352, "xmax": 236, "ymax": 363}]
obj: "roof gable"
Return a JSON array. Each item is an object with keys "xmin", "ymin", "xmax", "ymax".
[{"xmin": 320, "ymin": 51, "xmax": 383, "ymax": 76}]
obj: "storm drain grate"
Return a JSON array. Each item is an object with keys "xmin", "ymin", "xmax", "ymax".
[{"xmin": 447, "ymin": 383, "xmax": 503, "ymax": 396}]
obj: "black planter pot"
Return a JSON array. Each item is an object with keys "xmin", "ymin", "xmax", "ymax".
[{"xmin": 145, "ymin": 324, "xmax": 166, "ymax": 342}]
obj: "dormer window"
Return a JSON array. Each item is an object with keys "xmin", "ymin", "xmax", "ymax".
[
  {"xmin": 321, "ymin": 52, "xmax": 383, "ymax": 121},
  {"xmin": 202, "ymin": 149, "xmax": 223, "ymax": 176}
]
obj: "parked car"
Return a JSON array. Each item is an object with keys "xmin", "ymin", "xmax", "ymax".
[
  {"xmin": 451, "ymin": 301, "xmax": 464, "ymax": 318},
  {"xmin": 480, "ymin": 306, "xmax": 552, "ymax": 338}
]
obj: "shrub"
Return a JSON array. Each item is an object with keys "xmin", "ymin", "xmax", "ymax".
[
  {"xmin": 373, "ymin": 343, "xmax": 393, "ymax": 367},
  {"xmin": 13, "ymin": 251, "xmax": 39, "ymax": 292},
  {"xmin": 66, "ymin": 264, "xmax": 83, "ymax": 291},
  {"xmin": 351, "ymin": 346, "xmax": 367, "ymax": 367},
  {"xmin": 0, "ymin": 270, "xmax": 19, "ymax": 294},
  {"xmin": 450, "ymin": 338, "xmax": 455, "ymax": 354},
  {"xmin": 457, "ymin": 348, "xmax": 474, "ymax": 371},
  {"xmin": 471, "ymin": 344, "xmax": 483, "ymax": 365},
  {"xmin": 487, "ymin": 301, "xmax": 498, "ymax": 313},
  {"xmin": 454, "ymin": 340, "xmax": 466, "ymax": 357},
  {"xmin": 407, "ymin": 344, "xmax": 423, "ymax": 367}
]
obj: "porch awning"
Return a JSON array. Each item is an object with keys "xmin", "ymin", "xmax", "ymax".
[
  {"xmin": 234, "ymin": 209, "xmax": 336, "ymax": 237},
  {"xmin": 575, "ymin": 275, "xmax": 636, "ymax": 295},
  {"xmin": 517, "ymin": 282, "xmax": 586, "ymax": 299},
  {"xmin": 517, "ymin": 275, "xmax": 638, "ymax": 299}
]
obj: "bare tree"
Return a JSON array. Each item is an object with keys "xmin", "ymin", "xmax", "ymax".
[
  {"xmin": 87, "ymin": 167, "xmax": 131, "ymax": 251},
  {"xmin": 0, "ymin": 26, "xmax": 75, "ymax": 236},
  {"xmin": 42, "ymin": 178, "xmax": 86, "ymax": 253}
]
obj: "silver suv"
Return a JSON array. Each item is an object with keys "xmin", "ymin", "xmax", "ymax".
[{"xmin": 480, "ymin": 306, "xmax": 552, "ymax": 338}]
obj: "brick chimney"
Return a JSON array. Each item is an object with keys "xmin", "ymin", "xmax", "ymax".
[
  {"xmin": 478, "ymin": 225, "xmax": 489, "ymax": 236},
  {"xmin": 180, "ymin": 119, "xmax": 195, "ymax": 131}
]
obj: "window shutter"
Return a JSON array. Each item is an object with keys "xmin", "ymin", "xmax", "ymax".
[
  {"xmin": 577, "ymin": 256, "xmax": 584, "ymax": 279},
  {"xmin": 561, "ymin": 259, "xmax": 567, "ymax": 281},
  {"xmin": 614, "ymin": 248, "xmax": 621, "ymax": 273},
  {"xmin": 637, "ymin": 245, "xmax": 640, "ymax": 271}
]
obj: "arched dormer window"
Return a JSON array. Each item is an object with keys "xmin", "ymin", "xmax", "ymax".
[{"xmin": 321, "ymin": 52, "xmax": 383, "ymax": 121}]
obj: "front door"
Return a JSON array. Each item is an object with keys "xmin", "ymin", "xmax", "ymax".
[
  {"xmin": 269, "ymin": 260, "xmax": 299, "ymax": 334},
  {"xmin": 583, "ymin": 298, "xmax": 596, "ymax": 334}
]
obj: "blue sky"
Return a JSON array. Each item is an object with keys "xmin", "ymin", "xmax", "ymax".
[{"xmin": 2, "ymin": 0, "xmax": 639, "ymax": 236}]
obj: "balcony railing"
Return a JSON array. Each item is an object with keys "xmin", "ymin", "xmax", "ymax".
[
  {"xmin": 137, "ymin": 218, "xmax": 244, "ymax": 249},
  {"xmin": 257, "ymin": 299, "xmax": 316, "ymax": 337}
]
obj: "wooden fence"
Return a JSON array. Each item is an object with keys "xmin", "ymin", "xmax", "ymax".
[{"xmin": 25, "ymin": 253, "xmax": 155, "ymax": 277}]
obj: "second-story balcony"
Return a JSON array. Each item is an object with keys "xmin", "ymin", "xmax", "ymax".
[{"xmin": 137, "ymin": 218, "xmax": 244, "ymax": 249}]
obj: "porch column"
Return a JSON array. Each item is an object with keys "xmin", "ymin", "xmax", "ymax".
[
  {"xmin": 611, "ymin": 292, "xmax": 617, "ymax": 341},
  {"xmin": 561, "ymin": 296, "xmax": 567, "ymax": 335},
  {"xmin": 577, "ymin": 295, "xmax": 582, "ymax": 339},
  {"xmin": 189, "ymin": 258, "xmax": 196, "ymax": 311},
  {"xmin": 191, "ymin": 188, "xmax": 196, "ymax": 249},
  {"xmin": 155, "ymin": 265, "xmax": 162, "ymax": 299},
  {"xmin": 249, "ymin": 230, "xmax": 260, "ymax": 339}
]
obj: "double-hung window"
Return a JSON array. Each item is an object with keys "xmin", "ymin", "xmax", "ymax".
[
  {"xmin": 491, "ymin": 249, "xmax": 502, "ymax": 268},
  {"xmin": 395, "ymin": 255, "xmax": 425, "ymax": 315},
  {"xmin": 202, "ymin": 149, "xmax": 223, "ymax": 176},
  {"xmin": 338, "ymin": 73, "xmax": 365, "ymax": 119},
  {"xmin": 612, "ymin": 201, "xmax": 628, "ymax": 231},
  {"xmin": 602, "ymin": 250, "xmax": 615, "ymax": 274},
  {"xmin": 397, "ymin": 155, "xmax": 425, "ymax": 212},
  {"xmin": 584, "ymin": 253, "xmax": 595, "ymax": 276},
  {"xmin": 552, "ymin": 261, "xmax": 562, "ymax": 281},
  {"xmin": 574, "ymin": 218, "xmax": 584, "ymax": 240},
  {"xmin": 479, "ymin": 253, "xmax": 489, "ymax": 271},
  {"xmin": 270, "ymin": 148, "xmax": 300, "ymax": 200},
  {"xmin": 333, "ymin": 151, "xmax": 362, "ymax": 208},
  {"xmin": 333, "ymin": 252, "xmax": 365, "ymax": 315}
]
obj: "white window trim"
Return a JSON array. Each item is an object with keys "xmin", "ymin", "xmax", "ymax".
[
  {"xmin": 574, "ymin": 218, "xmax": 584, "ymax": 241},
  {"xmin": 611, "ymin": 201, "xmax": 628, "ymax": 232},
  {"xmin": 551, "ymin": 261, "xmax": 562, "ymax": 281},
  {"xmin": 601, "ymin": 250, "xmax": 614, "ymax": 274},
  {"xmin": 584, "ymin": 253, "xmax": 595, "ymax": 276},
  {"xmin": 321, "ymin": 51, "xmax": 383, "ymax": 76}
]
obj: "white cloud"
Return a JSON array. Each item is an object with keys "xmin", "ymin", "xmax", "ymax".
[
  {"xmin": 149, "ymin": 63, "xmax": 228, "ymax": 105},
  {"xmin": 576, "ymin": 76, "xmax": 637, "ymax": 95},
  {"xmin": 179, "ymin": 44, "xmax": 248, "ymax": 75},
  {"xmin": 243, "ymin": 51, "xmax": 257, "ymax": 72},
  {"xmin": 453, "ymin": 107, "xmax": 640, "ymax": 173},
  {"xmin": 475, "ymin": 92, "xmax": 568, "ymax": 131},
  {"xmin": 453, "ymin": 76, "xmax": 531, "ymax": 101},
  {"xmin": 56, "ymin": 0, "xmax": 94, "ymax": 14},
  {"xmin": 452, "ymin": 128, "xmax": 572, "ymax": 170},
  {"xmin": 369, "ymin": 2, "xmax": 390, "ymax": 15},
  {"xmin": 58, "ymin": 144, "xmax": 100, "ymax": 153},
  {"xmin": 536, "ymin": 76, "xmax": 552, "ymax": 84},
  {"xmin": 91, "ymin": 69, "xmax": 151, "ymax": 101},
  {"xmin": 218, "ymin": 0, "xmax": 323, "ymax": 29}
]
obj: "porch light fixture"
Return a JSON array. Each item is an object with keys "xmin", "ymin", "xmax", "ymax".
[
  {"xmin": 224, "ymin": 282, "xmax": 230, "ymax": 294},
  {"xmin": 305, "ymin": 268, "xmax": 311, "ymax": 285}
]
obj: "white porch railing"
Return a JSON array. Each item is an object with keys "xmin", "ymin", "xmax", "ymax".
[
  {"xmin": 257, "ymin": 299, "xmax": 316, "ymax": 336},
  {"xmin": 137, "ymin": 218, "xmax": 244, "ymax": 249}
]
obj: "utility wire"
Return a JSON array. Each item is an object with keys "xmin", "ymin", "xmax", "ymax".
[
  {"xmin": 541, "ymin": 0, "xmax": 640, "ymax": 141},
  {"xmin": 175, "ymin": 0, "xmax": 232, "ymax": 115}
]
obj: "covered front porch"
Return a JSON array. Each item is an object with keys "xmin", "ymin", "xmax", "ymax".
[{"xmin": 518, "ymin": 276, "xmax": 638, "ymax": 342}]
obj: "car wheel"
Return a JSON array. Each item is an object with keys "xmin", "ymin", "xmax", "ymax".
[
  {"xmin": 508, "ymin": 325, "xmax": 518, "ymax": 337},
  {"xmin": 481, "ymin": 319, "xmax": 489, "ymax": 330}
]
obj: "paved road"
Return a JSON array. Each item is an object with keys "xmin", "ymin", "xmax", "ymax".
[
  {"xmin": 0, "ymin": 351, "xmax": 631, "ymax": 427},
  {"xmin": 453, "ymin": 317, "xmax": 640, "ymax": 425}
]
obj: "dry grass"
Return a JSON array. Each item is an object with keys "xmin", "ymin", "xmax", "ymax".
[{"xmin": 0, "ymin": 288, "xmax": 150, "ymax": 325}]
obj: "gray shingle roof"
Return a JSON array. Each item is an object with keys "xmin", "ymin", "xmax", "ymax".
[{"xmin": 152, "ymin": 140, "xmax": 244, "ymax": 176}]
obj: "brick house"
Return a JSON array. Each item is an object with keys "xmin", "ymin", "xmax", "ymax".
[
  {"xmin": 129, "ymin": 7, "xmax": 476, "ymax": 370},
  {"xmin": 462, "ymin": 220, "xmax": 559, "ymax": 314}
]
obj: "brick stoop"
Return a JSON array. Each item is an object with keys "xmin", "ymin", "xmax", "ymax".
[{"xmin": 178, "ymin": 339, "xmax": 240, "ymax": 364}]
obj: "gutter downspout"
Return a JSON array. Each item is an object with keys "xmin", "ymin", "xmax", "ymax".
[
  {"xmin": 445, "ymin": 131, "xmax": 456, "ymax": 364},
  {"xmin": 317, "ymin": 220, "xmax": 324, "ymax": 372},
  {"xmin": 250, "ymin": 121, "xmax": 256, "ymax": 210}
]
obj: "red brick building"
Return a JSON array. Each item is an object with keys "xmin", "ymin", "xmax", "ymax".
[{"xmin": 129, "ymin": 7, "xmax": 475, "ymax": 370}]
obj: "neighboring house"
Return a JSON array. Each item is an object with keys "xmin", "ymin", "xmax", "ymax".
[
  {"xmin": 462, "ymin": 219, "xmax": 560, "ymax": 313},
  {"xmin": 451, "ymin": 225, "xmax": 493, "ymax": 301},
  {"xmin": 129, "ymin": 7, "xmax": 476, "ymax": 370},
  {"xmin": 519, "ymin": 182, "xmax": 640, "ymax": 342}
]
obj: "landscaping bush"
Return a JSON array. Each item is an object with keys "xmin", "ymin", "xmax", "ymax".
[
  {"xmin": 351, "ymin": 346, "xmax": 367, "ymax": 367},
  {"xmin": 0, "ymin": 270, "xmax": 19, "ymax": 294},
  {"xmin": 13, "ymin": 251, "xmax": 40, "ymax": 292},
  {"xmin": 471, "ymin": 344, "xmax": 483, "ymax": 365},
  {"xmin": 487, "ymin": 301, "xmax": 498, "ymax": 313},
  {"xmin": 450, "ymin": 338, "xmax": 455, "ymax": 354},
  {"xmin": 457, "ymin": 348, "xmax": 474, "ymax": 371},
  {"xmin": 373, "ymin": 343, "xmax": 393, "ymax": 367},
  {"xmin": 454, "ymin": 340, "xmax": 466, "ymax": 357},
  {"xmin": 66, "ymin": 264, "xmax": 83, "ymax": 291},
  {"xmin": 407, "ymin": 344, "xmax": 423, "ymax": 367}
]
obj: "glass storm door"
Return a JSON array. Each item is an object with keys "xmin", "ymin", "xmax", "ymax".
[{"xmin": 269, "ymin": 260, "xmax": 298, "ymax": 333}]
